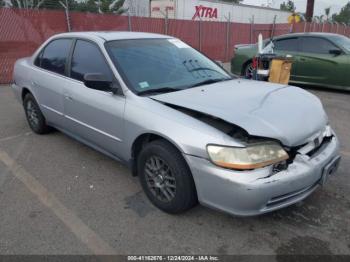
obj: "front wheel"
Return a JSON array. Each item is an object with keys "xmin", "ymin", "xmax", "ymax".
[{"xmin": 137, "ymin": 140, "xmax": 197, "ymax": 214}]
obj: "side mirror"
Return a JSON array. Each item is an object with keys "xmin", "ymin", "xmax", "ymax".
[
  {"xmin": 329, "ymin": 49, "xmax": 342, "ymax": 56},
  {"xmin": 83, "ymin": 73, "xmax": 119, "ymax": 94}
]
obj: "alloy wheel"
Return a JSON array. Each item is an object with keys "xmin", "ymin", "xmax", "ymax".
[
  {"xmin": 144, "ymin": 156, "xmax": 176, "ymax": 203},
  {"xmin": 26, "ymin": 100, "xmax": 39, "ymax": 128},
  {"xmin": 244, "ymin": 63, "xmax": 254, "ymax": 79}
]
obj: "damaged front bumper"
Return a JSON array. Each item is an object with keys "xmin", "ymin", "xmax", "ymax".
[{"xmin": 184, "ymin": 135, "xmax": 340, "ymax": 216}]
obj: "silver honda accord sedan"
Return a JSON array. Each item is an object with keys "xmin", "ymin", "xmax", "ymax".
[{"xmin": 12, "ymin": 32, "xmax": 341, "ymax": 216}]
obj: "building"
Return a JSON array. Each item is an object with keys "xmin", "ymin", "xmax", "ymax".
[{"xmin": 136, "ymin": 0, "xmax": 291, "ymax": 24}]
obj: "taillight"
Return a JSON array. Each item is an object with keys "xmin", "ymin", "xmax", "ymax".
[{"xmin": 252, "ymin": 57, "xmax": 257, "ymax": 69}]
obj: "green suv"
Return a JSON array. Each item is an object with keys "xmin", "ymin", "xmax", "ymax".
[{"xmin": 231, "ymin": 33, "xmax": 350, "ymax": 91}]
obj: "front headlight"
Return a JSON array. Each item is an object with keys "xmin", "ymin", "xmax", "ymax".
[{"xmin": 207, "ymin": 142, "xmax": 289, "ymax": 170}]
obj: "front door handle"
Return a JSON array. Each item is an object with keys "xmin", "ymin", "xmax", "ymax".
[{"xmin": 299, "ymin": 58, "xmax": 307, "ymax": 62}]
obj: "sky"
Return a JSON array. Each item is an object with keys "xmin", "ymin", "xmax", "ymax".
[{"xmin": 242, "ymin": 0, "xmax": 349, "ymax": 16}]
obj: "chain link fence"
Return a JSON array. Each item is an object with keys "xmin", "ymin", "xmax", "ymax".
[{"xmin": 1, "ymin": 0, "xmax": 350, "ymax": 84}]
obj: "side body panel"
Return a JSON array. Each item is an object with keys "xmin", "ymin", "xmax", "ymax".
[
  {"xmin": 31, "ymin": 68, "xmax": 67, "ymax": 127},
  {"xmin": 13, "ymin": 58, "xmax": 66, "ymax": 126},
  {"xmin": 62, "ymin": 79, "xmax": 126, "ymax": 157},
  {"xmin": 294, "ymin": 52, "xmax": 349, "ymax": 88}
]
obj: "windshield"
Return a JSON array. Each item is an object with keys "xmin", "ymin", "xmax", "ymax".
[
  {"xmin": 105, "ymin": 38, "xmax": 232, "ymax": 95},
  {"xmin": 329, "ymin": 35, "xmax": 350, "ymax": 52}
]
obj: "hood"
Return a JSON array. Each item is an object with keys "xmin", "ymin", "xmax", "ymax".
[{"xmin": 151, "ymin": 79, "xmax": 328, "ymax": 147}]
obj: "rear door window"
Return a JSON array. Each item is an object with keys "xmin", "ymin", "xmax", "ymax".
[
  {"xmin": 70, "ymin": 40, "xmax": 113, "ymax": 82},
  {"xmin": 273, "ymin": 38, "xmax": 299, "ymax": 52},
  {"xmin": 39, "ymin": 39, "xmax": 73, "ymax": 75},
  {"xmin": 300, "ymin": 37, "xmax": 338, "ymax": 54}
]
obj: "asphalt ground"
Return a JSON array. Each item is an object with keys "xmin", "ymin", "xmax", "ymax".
[{"xmin": 0, "ymin": 83, "xmax": 349, "ymax": 257}]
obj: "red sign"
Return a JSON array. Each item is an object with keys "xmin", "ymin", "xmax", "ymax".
[{"xmin": 192, "ymin": 5, "xmax": 218, "ymax": 20}]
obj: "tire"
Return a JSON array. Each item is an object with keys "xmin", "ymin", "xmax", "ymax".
[
  {"xmin": 243, "ymin": 61, "xmax": 254, "ymax": 79},
  {"xmin": 23, "ymin": 93, "xmax": 51, "ymax": 134},
  {"xmin": 137, "ymin": 140, "xmax": 197, "ymax": 214}
]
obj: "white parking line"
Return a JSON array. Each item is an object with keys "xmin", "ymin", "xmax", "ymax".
[
  {"xmin": 0, "ymin": 149, "xmax": 116, "ymax": 255},
  {"xmin": 0, "ymin": 132, "xmax": 32, "ymax": 143}
]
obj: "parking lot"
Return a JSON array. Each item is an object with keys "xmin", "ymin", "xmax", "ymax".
[{"xmin": 0, "ymin": 83, "xmax": 349, "ymax": 256}]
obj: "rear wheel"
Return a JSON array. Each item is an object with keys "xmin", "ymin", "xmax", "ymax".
[
  {"xmin": 137, "ymin": 140, "xmax": 197, "ymax": 214},
  {"xmin": 243, "ymin": 61, "xmax": 254, "ymax": 79},
  {"xmin": 23, "ymin": 93, "xmax": 51, "ymax": 134}
]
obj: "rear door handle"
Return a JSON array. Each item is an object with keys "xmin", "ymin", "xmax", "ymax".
[
  {"xmin": 299, "ymin": 58, "xmax": 307, "ymax": 62},
  {"xmin": 64, "ymin": 94, "xmax": 73, "ymax": 101}
]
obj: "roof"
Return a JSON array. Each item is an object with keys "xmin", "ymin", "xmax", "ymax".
[
  {"xmin": 54, "ymin": 31, "xmax": 170, "ymax": 41},
  {"xmin": 277, "ymin": 32, "xmax": 343, "ymax": 38}
]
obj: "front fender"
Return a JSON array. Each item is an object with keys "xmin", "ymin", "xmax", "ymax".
[{"xmin": 120, "ymin": 95, "xmax": 243, "ymax": 162}]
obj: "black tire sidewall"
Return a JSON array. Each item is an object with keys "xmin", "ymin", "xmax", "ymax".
[
  {"xmin": 244, "ymin": 62, "xmax": 253, "ymax": 79},
  {"xmin": 23, "ymin": 93, "xmax": 49, "ymax": 134},
  {"xmin": 137, "ymin": 140, "xmax": 197, "ymax": 214}
]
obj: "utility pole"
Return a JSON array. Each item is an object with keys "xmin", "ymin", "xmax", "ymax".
[
  {"xmin": 306, "ymin": 0, "xmax": 315, "ymax": 22},
  {"xmin": 98, "ymin": 0, "xmax": 102, "ymax": 13},
  {"xmin": 59, "ymin": 0, "xmax": 71, "ymax": 32}
]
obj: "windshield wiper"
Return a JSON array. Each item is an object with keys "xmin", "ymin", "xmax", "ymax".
[
  {"xmin": 188, "ymin": 67, "xmax": 225, "ymax": 75},
  {"xmin": 138, "ymin": 87, "xmax": 181, "ymax": 96},
  {"xmin": 189, "ymin": 78, "xmax": 231, "ymax": 88}
]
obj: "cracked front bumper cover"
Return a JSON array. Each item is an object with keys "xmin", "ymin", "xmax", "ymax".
[{"xmin": 184, "ymin": 136, "xmax": 340, "ymax": 216}]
